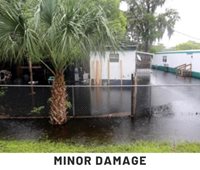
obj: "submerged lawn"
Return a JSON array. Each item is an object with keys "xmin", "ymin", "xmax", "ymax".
[{"xmin": 0, "ymin": 140, "xmax": 200, "ymax": 152}]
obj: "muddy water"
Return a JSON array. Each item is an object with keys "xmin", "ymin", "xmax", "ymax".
[
  {"xmin": 0, "ymin": 115, "xmax": 200, "ymax": 143},
  {"xmin": 1, "ymin": 70, "xmax": 200, "ymax": 143}
]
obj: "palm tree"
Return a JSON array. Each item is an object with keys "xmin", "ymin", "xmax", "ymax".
[
  {"xmin": 0, "ymin": 0, "xmax": 116, "ymax": 125},
  {"xmin": 0, "ymin": 0, "xmax": 38, "ymax": 93}
]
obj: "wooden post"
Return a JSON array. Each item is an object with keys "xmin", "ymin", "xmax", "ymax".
[
  {"xmin": 131, "ymin": 73, "xmax": 137, "ymax": 118},
  {"xmin": 96, "ymin": 60, "xmax": 99, "ymax": 85},
  {"xmin": 28, "ymin": 58, "xmax": 35, "ymax": 95},
  {"xmin": 107, "ymin": 61, "xmax": 110, "ymax": 85},
  {"xmin": 72, "ymin": 86, "xmax": 75, "ymax": 117},
  {"xmin": 120, "ymin": 60, "xmax": 123, "ymax": 85},
  {"xmin": 131, "ymin": 74, "xmax": 133, "ymax": 117},
  {"xmin": 148, "ymin": 82, "xmax": 152, "ymax": 119},
  {"xmin": 99, "ymin": 59, "xmax": 102, "ymax": 85},
  {"xmin": 91, "ymin": 60, "xmax": 95, "ymax": 85}
]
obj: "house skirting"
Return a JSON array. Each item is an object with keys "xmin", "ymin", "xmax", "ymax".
[{"xmin": 152, "ymin": 65, "xmax": 200, "ymax": 79}]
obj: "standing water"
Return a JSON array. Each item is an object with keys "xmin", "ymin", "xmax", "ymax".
[{"xmin": 1, "ymin": 70, "xmax": 200, "ymax": 143}]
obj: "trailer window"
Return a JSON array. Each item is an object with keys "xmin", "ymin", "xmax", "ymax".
[
  {"xmin": 163, "ymin": 56, "xmax": 167, "ymax": 62},
  {"xmin": 109, "ymin": 53, "xmax": 119, "ymax": 62}
]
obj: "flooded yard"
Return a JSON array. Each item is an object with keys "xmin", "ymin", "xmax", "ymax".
[
  {"xmin": 0, "ymin": 115, "xmax": 200, "ymax": 144},
  {"xmin": 1, "ymin": 70, "xmax": 200, "ymax": 143}
]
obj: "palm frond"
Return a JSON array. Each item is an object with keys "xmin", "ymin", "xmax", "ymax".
[
  {"xmin": 34, "ymin": 0, "xmax": 117, "ymax": 70},
  {"xmin": 0, "ymin": 0, "xmax": 118, "ymax": 72},
  {"xmin": 0, "ymin": 0, "xmax": 26, "ymax": 62}
]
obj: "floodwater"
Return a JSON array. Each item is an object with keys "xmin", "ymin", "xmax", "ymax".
[
  {"xmin": 0, "ymin": 116, "xmax": 200, "ymax": 143},
  {"xmin": 1, "ymin": 70, "xmax": 200, "ymax": 143}
]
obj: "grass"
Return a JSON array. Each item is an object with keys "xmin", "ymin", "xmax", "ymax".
[{"xmin": 0, "ymin": 140, "xmax": 200, "ymax": 153}]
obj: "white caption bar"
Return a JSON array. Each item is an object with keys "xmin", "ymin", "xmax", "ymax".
[{"xmin": 0, "ymin": 153, "xmax": 199, "ymax": 170}]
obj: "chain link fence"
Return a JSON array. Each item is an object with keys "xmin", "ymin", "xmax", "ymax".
[{"xmin": 1, "ymin": 84, "xmax": 200, "ymax": 119}]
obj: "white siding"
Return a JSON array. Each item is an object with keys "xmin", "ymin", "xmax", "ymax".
[
  {"xmin": 153, "ymin": 53, "xmax": 192, "ymax": 67},
  {"xmin": 192, "ymin": 53, "xmax": 200, "ymax": 72},
  {"xmin": 121, "ymin": 52, "xmax": 135, "ymax": 80},
  {"xmin": 90, "ymin": 51, "xmax": 136, "ymax": 81},
  {"xmin": 152, "ymin": 51, "xmax": 200, "ymax": 73}
]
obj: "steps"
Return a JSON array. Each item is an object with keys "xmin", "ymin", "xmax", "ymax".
[{"xmin": 176, "ymin": 64, "xmax": 192, "ymax": 77}]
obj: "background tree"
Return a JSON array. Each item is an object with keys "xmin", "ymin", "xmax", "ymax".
[
  {"xmin": 126, "ymin": 0, "xmax": 180, "ymax": 52},
  {"xmin": 149, "ymin": 43, "xmax": 166, "ymax": 53},
  {"xmin": 175, "ymin": 41, "xmax": 200, "ymax": 50},
  {"xmin": 94, "ymin": 0, "xmax": 127, "ymax": 41},
  {"xmin": 0, "ymin": 0, "xmax": 117, "ymax": 125}
]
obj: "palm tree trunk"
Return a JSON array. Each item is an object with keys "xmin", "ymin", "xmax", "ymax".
[{"xmin": 50, "ymin": 72, "xmax": 68, "ymax": 125}]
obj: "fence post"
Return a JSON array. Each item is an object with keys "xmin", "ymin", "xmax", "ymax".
[
  {"xmin": 72, "ymin": 86, "xmax": 75, "ymax": 117},
  {"xmin": 148, "ymin": 82, "xmax": 152, "ymax": 119},
  {"xmin": 28, "ymin": 59, "xmax": 35, "ymax": 95},
  {"xmin": 131, "ymin": 73, "xmax": 137, "ymax": 118}
]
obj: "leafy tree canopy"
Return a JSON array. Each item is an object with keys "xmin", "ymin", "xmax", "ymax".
[
  {"xmin": 126, "ymin": 0, "xmax": 180, "ymax": 52},
  {"xmin": 94, "ymin": 0, "xmax": 127, "ymax": 40},
  {"xmin": 149, "ymin": 43, "xmax": 166, "ymax": 53},
  {"xmin": 0, "ymin": 0, "xmax": 121, "ymax": 70},
  {"xmin": 175, "ymin": 41, "xmax": 200, "ymax": 50}
]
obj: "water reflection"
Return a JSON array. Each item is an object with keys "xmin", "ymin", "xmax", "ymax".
[
  {"xmin": 1, "ymin": 71, "xmax": 200, "ymax": 143},
  {"xmin": 1, "ymin": 116, "xmax": 200, "ymax": 143}
]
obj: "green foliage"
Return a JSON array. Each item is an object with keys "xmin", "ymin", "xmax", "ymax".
[
  {"xmin": 30, "ymin": 106, "xmax": 45, "ymax": 114},
  {"xmin": 0, "ymin": 0, "xmax": 120, "ymax": 124},
  {"xmin": 0, "ymin": 0, "xmax": 39, "ymax": 63},
  {"xmin": 175, "ymin": 41, "xmax": 200, "ymax": 50},
  {"xmin": 1, "ymin": 140, "xmax": 200, "ymax": 152},
  {"xmin": 150, "ymin": 43, "xmax": 166, "ymax": 53},
  {"xmin": 0, "ymin": 87, "xmax": 7, "ymax": 97},
  {"xmin": 93, "ymin": 0, "xmax": 127, "ymax": 40},
  {"xmin": 0, "ymin": 90, "xmax": 5, "ymax": 97},
  {"xmin": 0, "ymin": 0, "xmax": 118, "ymax": 73},
  {"xmin": 65, "ymin": 100, "xmax": 72, "ymax": 109},
  {"xmin": 126, "ymin": 0, "xmax": 180, "ymax": 52}
]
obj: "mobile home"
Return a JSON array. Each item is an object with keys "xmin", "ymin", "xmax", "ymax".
[{"xmin": 152, "ymin": 50, "xmax": 200, "ymax": 79}]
